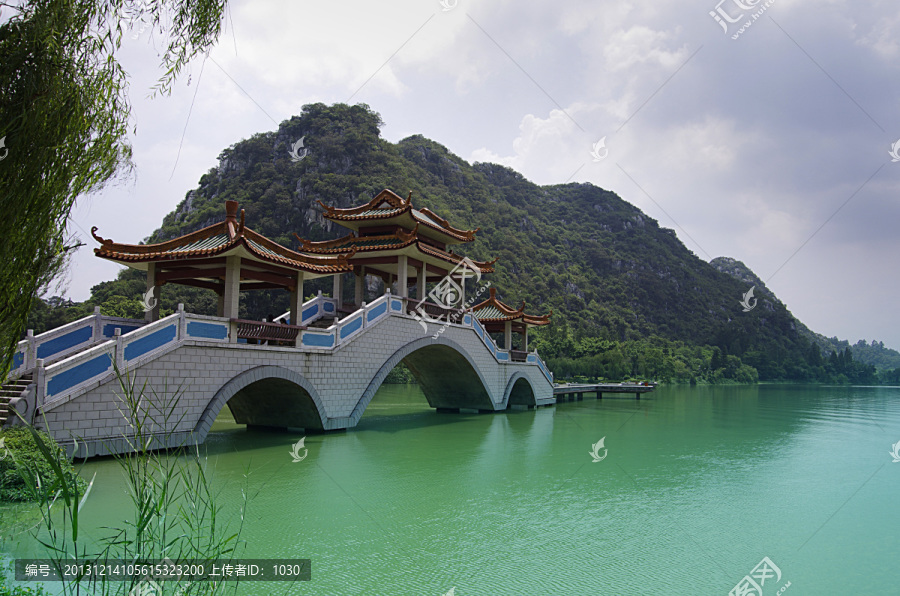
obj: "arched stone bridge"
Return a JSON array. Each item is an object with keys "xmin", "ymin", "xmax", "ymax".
[{"xmin": 5, "ymin": 293, "xmax": 554, "ymax": 456}]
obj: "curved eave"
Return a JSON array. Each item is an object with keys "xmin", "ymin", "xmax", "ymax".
[
  {"xmin": 474, "ymin": 315, "xmax": 551, "ymax": 327},
  {"xmin": 299, "ymin": 232, "xmax": 496, "ymax": 274},
  {"xmin": 94, "ymin": 230, "xmax": 352, "ymax": 278},
  {"xmin": 320, "ymin": 189, "xmax": 478, "ymax": 244},
  {"xmin": 318, "ymin": 188, "xmax": 408, "ymax": 215},
  {"xmin": 416, "ymin": 242, "xmax": 497, "ymax": 274},
  {"xmin": 327, "ymin": 210, "xmax": 475, "ymax": 244},
  {"xmin": 471, "ymin": 288, "xmax": 551, "ymax": 326},
  {"xmin": 297, "ymin": 228, "xmax": 417, "ymax": 254}
]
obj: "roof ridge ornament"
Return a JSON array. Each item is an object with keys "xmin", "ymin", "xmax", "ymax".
[
  {"xmin": 337, "ymin": 247, "xmax": 358, "ymax": 265},
  {"xmin": 90, "ymin": 226, "xmax": 112, "ymax": 246},
  {"xmin": 237, "ymin": 209, "xmax": 246, "ymax": 236},
  {"xmin": 316, "ymin": 199, "xmax": 336, "ymax": 215},
  {"xmin": 397, "ymin": 223, "xmax": 418, "ymax": 242},
  {"xmin": 224, "ymin": 200, "xmax": 239, "ymax": 240},
  {"xmin": 293, "ymin": 232, "xmax": 312, "ymax": 250}
]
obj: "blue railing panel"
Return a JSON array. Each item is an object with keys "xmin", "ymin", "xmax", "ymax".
[
  {"xmin": 367, "ymin": 301, "xmax": 387, "ymax": 323},
  {"xmin": 47, "ymin": 354, "xmax": 112, "ymax": 397},
  {"xmin": 323, "ymin": 301, "xmax": 335, "ymax": 313},
  {"xmin": 390, "ymin": 299, "xmax": 403, "ymax": 312},
  {"xmin": 339, "ymin": 316, "xmax": 363, "ymax": 340},
  {"xmin": 186, "ymin": 321, "xmax": 228, "ymax": 340},
  {"xmin": 123, "ymin": 325, "xmax": 177, "ymax": 362},
  {"xmin": 301, "ymin": 304, "xmax": 319, "ymax": 323},
  {"xmin": 302, "ymin": 332, "xmax": 335, "ymax": 348},
  {"xmin": 12, "ymin": 351, "xmax": 24, "ymax": 370},
  {"xmin": 37, "ymin": 326, "xmax": 92, "ymax": 359}
]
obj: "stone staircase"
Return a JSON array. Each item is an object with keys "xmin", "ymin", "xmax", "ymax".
[
  {"xmin": 0, "ymin": 373, "xmax": 31, "ymax": 426},
  {"xmin": 307, "ymin": 315, "xmax": 339, "ymax": 329}
]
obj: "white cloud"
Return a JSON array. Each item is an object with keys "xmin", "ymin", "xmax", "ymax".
[
  {"xmin": 603, "ymin": 26, "xmax": 688, "ymax": 72},
  {"xmin": 55, "ymin": 0, "xmax": 900, "ymax": 350}
]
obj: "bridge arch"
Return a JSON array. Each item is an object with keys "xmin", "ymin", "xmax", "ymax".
[
  {"xmin": 349, "ymin": 336, "xmax": 495, "ymax": 426},
  {"xmin": 503, "ymin": 372, "xmax": 538, "ymax": 408},
  {"xmin": 194, "ymin": 365, "xmax": 326, "ymax": 441}
]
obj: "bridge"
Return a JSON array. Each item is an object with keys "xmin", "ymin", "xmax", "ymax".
[
  {"xmin": 0, "ymin": 190, "xmax": 571, "ymax": 456},
  {"xmin": 1, "ymin": 292, "xmax": 555, "ymax": 457}
]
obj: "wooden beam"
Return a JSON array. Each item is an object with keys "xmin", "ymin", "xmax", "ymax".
[
  {"xmin": 348, "ymin": 256, "xmax": 403, "ymax": 266},
  {"xmin": 241, "ymin": 258, "xmax": 299, "ymax": 277},
  {"xmin": 239, "ymin": 268, "xmax": 294, "ymax": 288},
  {"xmin": 176, "ymin": 279, "xmax": 225, "ymax": 293},
  {"xmin": 157, "ymin": 267, "xmax": 227, "ymax": 283},
  {"xmin": 156, "ymin": 257, "xmax": 226, "ymax": 270},
  {"xmin": 240, "ymin": 282, "xmax": 290, "ymax": 291}
]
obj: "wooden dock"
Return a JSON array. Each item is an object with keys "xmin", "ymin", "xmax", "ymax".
[{"xmin": 553, "ymin": 382, "xmax": 657, "ymax": 401}]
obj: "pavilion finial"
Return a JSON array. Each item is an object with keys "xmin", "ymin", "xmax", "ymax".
[
  {"xmin": 224, "ymin": 200, "xmax": 239, "ymax": 239},
  {"xmin": 224, "ymin": 200, "xmax": 239, "ymax": 222}
]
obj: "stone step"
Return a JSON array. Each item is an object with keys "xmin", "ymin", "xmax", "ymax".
[{"xmin": 0, "ymin": 373, "xmax": 31, "ymax": 427}]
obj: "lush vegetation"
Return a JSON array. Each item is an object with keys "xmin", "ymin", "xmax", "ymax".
[
  {"xmin": 0, "ymin": 565, "xmax": 49, "ymax": 596},
  {"xmin": 0, "ymin": 0, "xmax": 230, "ymax": 383},
  {"xmin": 6, "ymin": 371, "xmax": 245, "ymax": 595},
  {"xmin": 26, "ymin": 103, "xmax": 900, "ymax": 385},
  {"xmin": 0, "ymin": 427, "xmax": 86, "ymax": 502}
]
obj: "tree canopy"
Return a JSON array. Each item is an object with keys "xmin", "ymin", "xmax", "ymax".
[{"xmin": 0, "ymin": 0, "xmax": 228, "ymax": 381}]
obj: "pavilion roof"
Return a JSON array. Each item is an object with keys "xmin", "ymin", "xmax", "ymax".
[
  {"xmin": 295, "ymin": 225, "xmax": 497, "ymax": 274},
  {"xmin": 471, "ymin": 287, "xmax": 551, "ymax": 327},
  {"xmin": 318, "ymin": 189, "xmax": 479, "ymax": 244},
  {"xmin": 92, "ymin": 200, "xmax": 353, "ymax": 278}
]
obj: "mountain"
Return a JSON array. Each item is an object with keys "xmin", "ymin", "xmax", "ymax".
[
  {"xmin": 34, "ymin": 103, "xmax": 898, "ymax": 385},
  {"xmin": 711, "ymin": 257, "xmax": 900, "ymax": 372}
]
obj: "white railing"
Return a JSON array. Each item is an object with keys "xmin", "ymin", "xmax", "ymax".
[
  {"xmin": 31, "ymin": 293, "xmax": 555, "ymax": 411},
  {"xmin": 9, "ymin": 307, "xmax": 145, "ymax": 380},
  {"xmin": 274, "ymin": 291, "xmax": 339, "ymax": 327},
  {"xmin": 299, "ymin": 292, "xmax": 393, "ymax": 350},
  {"xmin": 37, "ymin": 306, "xmax": 231, "ymax": 409}
]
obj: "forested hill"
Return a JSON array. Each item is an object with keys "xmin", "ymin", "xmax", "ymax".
[{"xmin": 47, "ymin": 103, "xmax": 898, "ymax": 384}]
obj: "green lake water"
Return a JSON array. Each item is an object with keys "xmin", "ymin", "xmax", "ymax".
[{"xmin": 3, "ymin": 384, "xmax": 900, "ymax": 595}]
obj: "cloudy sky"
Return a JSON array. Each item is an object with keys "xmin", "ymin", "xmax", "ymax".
[{"xmin": 63, "ymin": 0, "xmax": 900, "ymax": 349}]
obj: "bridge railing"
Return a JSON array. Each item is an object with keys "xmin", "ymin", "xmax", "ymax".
[
  {"xmin": 467, "ymin": 314, "xmax": 553, "ymax": 383},
  {"xmin": 299, "ymin": 291, "xmax": 338, "ymax": 326},
  {"xmin": 30, "ymin": 293, "xmax": 555, "ymax": 409},
  {"xmin": 35, "ymin": 306, "xmax": 232, "ymax": 409},
  {"xmin": 9, "ymin": 307, "xmax": 145, "ymax": 380},
  {"xmin": 299, "ymin": 292, "xmax": 394, "ymax": 350}
]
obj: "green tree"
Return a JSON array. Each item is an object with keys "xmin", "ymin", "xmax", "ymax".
[{"xmin": 0, "ymin": 0, "xmax": 229, "ymax": 381}]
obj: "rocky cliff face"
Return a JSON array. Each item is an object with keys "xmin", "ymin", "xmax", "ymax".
[{"xmin": 144, "ymin": 103, "xmax": 814, "ymax": 354}]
